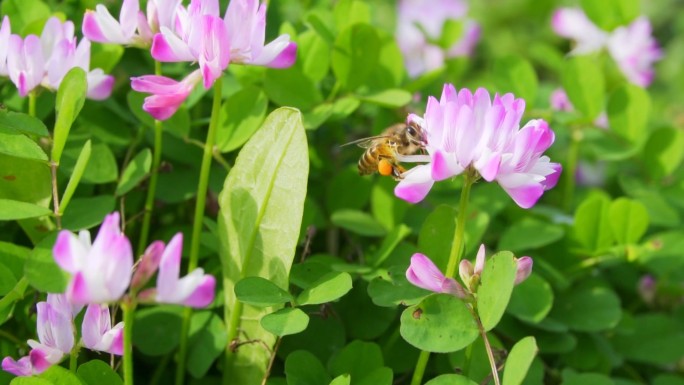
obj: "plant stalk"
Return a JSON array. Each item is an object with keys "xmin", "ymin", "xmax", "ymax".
[
  {"xmin": 28, "ymin": 92, "xmax": 37, "ymax": 117},
  {"xmin": 563, "ymin": 127, "xmax": 581, "ymax": 212},
  {"xmin": 473, "ymin": 309, "xmax": 500, "ymax": 385},
  {"xmin": 122, "ymin": 299, "xmax": 136, "ymax": 385},
  {"xmin": 69, "ymin": 346, "xmax": 79, "ymax": 372},
  {"xmin": 175, "ymin": 76, "xmax": 223, "ymax": 385},
  {"xmin": 410, "ymin": 175, "xmax": 474, "ymax": 385},
  {"xmin": 137, "ymin": 60, "xmax": 164, "ymax": 255}
]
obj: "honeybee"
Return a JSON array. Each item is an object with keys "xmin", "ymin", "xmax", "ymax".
[{"xmin": 343, "ymin": 121, "xmax": 427, "ymax": 180}]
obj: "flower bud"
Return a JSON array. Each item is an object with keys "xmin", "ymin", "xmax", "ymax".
[{"xmin": 514, "ymin": 256, "xmax": 533, "ymax": 284}]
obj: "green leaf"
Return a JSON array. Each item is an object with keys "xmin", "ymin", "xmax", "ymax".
[
  {"xmin": 0, "ymin": 199, "xmax": 52, "ymax": 220},
  {"xmin": 300, "ymin": 30, "xmax": 331, "ymax": 83},
  {"xmin": 562, "ymin": 56, "xmax": 605, "ymax": 120},
  {"xmin": 326, "ymin": 168, "xmax": 372, "ymax": 212},
  {"xmin": 507, "ymin": 274, "xmax": 554, "ymax": 323},
  {"xmin": 643, "ymin": 127, "xmax": 684, "ymax": 179},
  {"xmin": 356, "ymin": 367, "xmax": 392, "ymax": 385},
  {"xmin": 217, "ymin": 86, "xmax": 268, "ymax": 152},
  {"xmin": 331, "ymin": 209, "xmax": 387, "ymax": 237},
  {"xmin": 10, "ymin": 378, "xmax": 53, "ymax": 385},
  {"xmin": 305, "ymin": 11, "xmax": 335, "ymax": 45},
  {"xmin": 0, "ymin": 124, "xmax": 48, "ymax": 161},
  {"xmin": 358, "ymin": 89, "xmax": 412, "ymax": 108},
  {"xmin": 561, "ymin": 373, "xmax": 614, "ymax": 385},
  {"xmin": 610, "ymin": 313, "xmax": 684, "ymax": 365},
  {"xmin": 1, "ymin": 0, "xmax": 50, "ymax": 34},
  {"xmin": 218, "ymin": 108, "xmax": 309, "ymax": 384},
  {"xmin": 0, "ymin": 110, "xmax": 48, "ymax": 136},
  {"xmin": 425, "ymin": 374, "xmax": 478, "ymax": 385},
  {"xmin": 369, "ymin": 224, "xmax": 411, "ymax": 267},
  {"xmin": 297, "ymin": 271, "xmax": 352, "ymax": 305},
  {"xmin": 334, "ymin": 0, "xmax": 371, "ymax": 31},
  {"xmin": 336, "ymin": 281, "xmax": 396, "ymax": 340},
  {"xmin": 332, "ymin": 24, "xmax": 381, "ymax": 91},
  {"xmin": 329, "ymin": 340, "xmax": 383, "ymax": 382},
  {"xmin": 24, "ymin": 232, "xmax": 67, "ymax": 293},
  {"xmin": 494, "ymin": 55, "xmax": 538, "ymax": 104},
  {"xmin": 77, "ymin": 360, "xmax": 122, "ymax": 385},
  {"xmin": 187, "ymin": 311, "xmax": 228, "ymax": 379},
  {"xmin": 418, "ymin": 205, "xmax": 457, "ymax": 271},
  {"xmin": 264, "ymin": 68, "xmax": 323, "ymax": 111},
  {"xmin": 285, "ymin": 350, "xmax": 331, "ymax": 385},
  {"xmin": 61, "ymin": 142, "xmax": 118, "ymax": 184},
  {"xmin": 61, "ymin": 196, "xmax": 116, "ymax": 231},
  {"xmin": 607, "ymin": 84, "xmax": 650, "ymax": 145},
  {"xmin": 261, "ymin": 307, "xmax": 310, "ymax": 336},
  {"xmin": 551, "ymin": 280, "xmax": 621, "ymax": 332},
  {"xmin": 367, "ymin": 265, "xmax": 427, "ymax": 307},
  {"xmin": 581, "ymin": 0, "xmax": 639, "ymax": 30},
  {"xmin": 234, "ymin": 276, "xmax": 293, "ymax": 307},
  {"xmin": 39, "ymin": 364, "xmax": 83, "ymax": 385},
  {"xmin": 116, "ymin": 148, "xmax": 151, "ymax": 196},
  {"xmin": 59, "ymin": 140, "xmax": 91, "ymax": 215},
  {"xmin": 0, "ymin": 261, "xmax": 17, "ymax": 296},
  {"xmin": 498, "ymin": 218, "xmax": 564, "ymax": 252},
  {"xmin": 573, "ymin": 195, "xmax": 613, "ymax": 253},
  {"xmin": 502, "ymin": 337, "xmax": 538, "ymax": 385},
  {"xmin": 400, "ymin": 294, "xmax": 479, "ymax": 353},
  {"xmin": 608, "ymin": 198, "xmax": 648, "ymax": 245},
  {"xmin": 477, "ymin": 251, "xmax": 517, "ymax": 331},
  {"xmin": 89, "ymin": 43, "xmax": 124, "ymax": 73},
  {"xmin": 53, "ymin": 68, "xmax": 87, "ymax": 164},
  {"xmin": 330, "ymin": 375, "xmax": 351, "ymax": 385},
  {"xmin": 133, "ymin": 306, "xmax": 183, "ymax": 356}
]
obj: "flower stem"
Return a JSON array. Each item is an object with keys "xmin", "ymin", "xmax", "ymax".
[
  {"xmin": 137, "ymin": 60, "xmax": 164, "ymax": 256},
  {"xmin": 410, "ymin": 350, "xmax": 431, "ymax": 385},
  {"xmin": 445, "ymin": 174, "xmax": 474, "ymax": 278},
  {"xmin": 50, "ymin": 161, "xmax": 62, "ymax": 229},
  {"xmin": 175, "ymin": 76, "xmax": 223, "ymax": 385},
  {"xmin": 69, "ymin": 346, "xmax": 79, "ymax": 372},
  {"xmin": 563, "ymin": 127, "xmax": 581, "ymax": 212},
  {"xmin": 122, "ymin": 299, "xmax": 136, "ymax": 385},
  {"xmin": 28, "ymin": 92, "xmax": 36, "ymax": 117},
  {"xmin": 472, "ymin": 309, "xmax": 500, "ymax": 385},
  {"xmin": 411, "ymin": 174, "xmax": 475, "ymax": 385}
]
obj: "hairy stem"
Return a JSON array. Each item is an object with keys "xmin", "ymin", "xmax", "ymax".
[
  {"xmin": 175, "ymin": 76, "xmax": 223, "ymax": 385},
  {"xmin": 137, "ymin": 60, "xmax": 164, "ymax": 255},
  {"xmin": 411, "ymin": 175, "xmax": 474, "ymax": 385}
]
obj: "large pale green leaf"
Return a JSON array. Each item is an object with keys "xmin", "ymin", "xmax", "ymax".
[
  {"xmin": 53, "ymin": 68, "xmax": 87, "ymax": 164},
  {"xmin": 477, "ymin": 251, "xmax": 517, "ymax": 331},
  {"xmin": 218, "ymin": 108, "xmax": 309, "ymax": 383}
]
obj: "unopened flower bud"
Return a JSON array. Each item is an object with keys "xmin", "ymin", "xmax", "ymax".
[
  {"xmin": 131, "ymin": 240, "xmax": 164, "ymax": 291},
  {"xmin": 514, "ymin": 256, "xmax": 533, "ymax": 285}
]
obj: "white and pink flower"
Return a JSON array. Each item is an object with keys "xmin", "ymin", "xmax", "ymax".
[{"xmin": 395, "ymin": 84, "xmax": 561, "ymax": 209}]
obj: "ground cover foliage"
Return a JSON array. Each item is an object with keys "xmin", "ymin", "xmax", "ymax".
[{"xmin": 0, "ymin": 0, "xmax": 683, "ymax": 384}]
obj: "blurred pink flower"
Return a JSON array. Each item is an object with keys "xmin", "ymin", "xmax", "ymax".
[
  {"xmin": 131, "ymin": 240, "xmax": 165, "ymax": 290},
  {"xmin": 406, "ymin": 253, "xmax": 466, "ymax": 297},
  {"xmin": 82, "ymin": 304, "xmax": 124, "ymax": 355},
  {"xmin": 0, "ymin": 16, "xmax": 11, "ymax": 76},
  {"xmin": 1, "ymin": 296, "xmax": 74, "ymax": 376},
  {"xmin": 395, "ymin": 84, "xmax": 561, "ymax": 209},
  {"xmin": 130, "ymin": 69, "xmax": 202, "ymax": 120},
  {"xmin": 3, "ymin": 16, "xmax": 113, "ymax": 99},
  {"xmin": 514, "ymin": 256, "xmax": 533, "ymax": 284},
  {"xmin": 53, "ymin": 212, "xmax": 133, "ymax": 305},
  {"xmin": 139, "ymin": 233, "xmax": 216, "ymax": 308},
  {"xmin": 396, "ymin": 0, "xmax": 480, "ymax": 77},
  {"xmin": 549, "ymin": 88, "xmax": 609, "ymax": 129},
  {"xmin": 552, "ymin": 8, "xmax": 662, "ymax": 87}
]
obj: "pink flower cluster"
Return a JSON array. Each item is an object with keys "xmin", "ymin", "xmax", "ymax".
[
  {"xmin": 1, "ymin": 294, "xmax": 122, "ymax": 376},
  {"xmin": 2, "ymin": 212, "xmax": 216, "ymax": 377},
  {"xmin": 552, "ymin": 8, "xmax": 662, "ymax": 87},
  {"xmin": 396, "ymin": 84, "xmax": 561, "ymax": 209},
  {"xmin": 396, "ymin": 0, "xmax": 480, "ymax": 77},
  {"xmin": 0, "ymin": 16, "xmax": 113, "ymax": 99},
  {"xmin": 406, "ymin": 245, "xmax": 532, "ymax": 297},
  {"xmin": 88, "ymin": 0, "xmax": 298, "ymax": 120}
]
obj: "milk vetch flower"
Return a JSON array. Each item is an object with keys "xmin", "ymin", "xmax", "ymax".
[{"xmin": 406, "ymin": 253, "xmax": 466, "ymax": 298}]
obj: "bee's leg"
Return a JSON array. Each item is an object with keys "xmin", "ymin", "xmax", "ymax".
[{"xmin": 391, "ymin": 164, "xmax": 407, "ymax": 181}]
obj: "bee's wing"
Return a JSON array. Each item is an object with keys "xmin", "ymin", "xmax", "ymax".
[{"xmin": 340, "ymin": 135, "xmax": 392, "ymax": 149}]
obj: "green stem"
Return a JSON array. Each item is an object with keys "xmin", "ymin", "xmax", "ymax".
[
  {"xmin": 563, "ymin": 127, "xmax": 581, "ymax": 212},
  {"xmin": 122, "ymin": 300, "xmax": 136, "ymax": 385},
  {"xmin": 69, "ymin": 346, "xmax": 79, "ymax": 372},
  {"xmin": 137, "ymin": 61, "xmax": 164, "ymax": 255},
  {"xmin": 411, "ymin": 174, "xmax": 475, "ymax": 385},
  {"xmin": 175, "ymin": 76, "xmax": 223, "ymax": 385},
  {"xmin": 472, "ymin": 309, "xmax": 500, "ymax": 385},
  {"xmin": 410, "ymin": 351, "xmax": 430, "ymax": 385},
  {"xmin": 445, "ymin": 174, "xmax": 474, "ymax": 278},
  {"xmin": 28, "ymin": 92, "xmax": 36, "ymax": 117}
]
